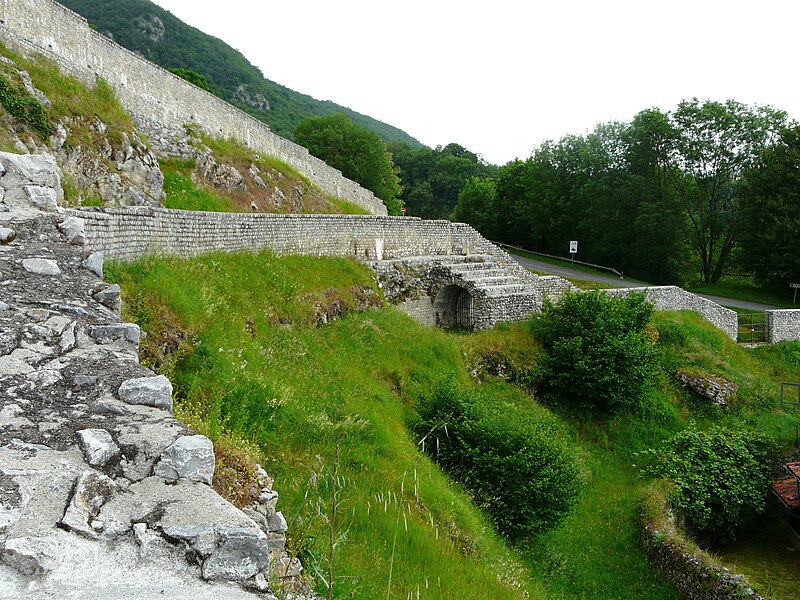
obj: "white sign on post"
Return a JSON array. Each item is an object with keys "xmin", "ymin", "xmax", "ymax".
[{"xmin": 569, "ymin": 240, "xmax": 578, "ymax": 254}]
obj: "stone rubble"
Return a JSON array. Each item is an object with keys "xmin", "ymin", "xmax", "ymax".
[{"xmin": 0, "ymin": 152, "xmax": 309, "ymax": 598}]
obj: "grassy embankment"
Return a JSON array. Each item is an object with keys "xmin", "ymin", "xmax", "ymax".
[{"xmin": 107, "ymin": 240, "xmax": 800, "ymax": 598}]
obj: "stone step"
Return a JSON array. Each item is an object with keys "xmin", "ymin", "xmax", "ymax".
[
  {"xmin": 463, "ymin": 276, "xmax": 519, "ymax": 287},
  {"xmin": 446, "ymin": 261, "xmax": 500, "ymax": 273},
  {"xmin": 479, "ymin": 283, "xmax": 539, "ymax": 297}
]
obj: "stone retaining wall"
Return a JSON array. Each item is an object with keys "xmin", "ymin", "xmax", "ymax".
[
  {"xmin": 765, "ymin": 309, "xmax": 800, "ymax": 343},
  {"xmin": 67, "ymin": 206, "xmax": 530, "ymax": 272},
  {"xmin": 0, "ymin": 0, "xmax": 387, "ymax": 215},
  {"xmin": 605, "ymin": 286, "xmax": 738, "ymax": 340}
]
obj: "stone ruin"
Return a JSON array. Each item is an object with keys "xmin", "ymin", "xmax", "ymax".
[{"xmin": 0, "ymin": 153, "xmax": 308, "ymax": 598}]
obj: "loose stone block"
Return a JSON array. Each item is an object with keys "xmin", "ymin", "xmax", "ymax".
[
  {"xmin": 21, "ymin": 258, "xmax": 60, "ymax": 275},
  {"xmin": 77, "ymin": 428, "xmax": 121, "ymax": 467},
  {"xmin": 118, "ymin": 374, "xmax": 173, "ymax": 411},
  {"xmin": 154, "ymin": 434, "xmax": 215, "ymax": 484},
  {"xmin": 201, "ymin": 527, "xmax": 269, "ymax": 581}
]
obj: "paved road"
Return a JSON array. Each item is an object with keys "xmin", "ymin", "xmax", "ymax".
[{"xmin": 512, "ymin": 255, "xmax": 781, "ymax": 311}]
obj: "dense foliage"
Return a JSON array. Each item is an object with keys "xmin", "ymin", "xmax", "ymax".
[
  {"xmin": 414, "ymin": 379, "xmax": 580, "ymax": 541},
  {"xmin": 0, "ymin": 72, "xmax": 53, "ymax": 138},
  {"xmin": 389, "ymin": 142, "xmax": 496, "ymax": 220},
  {"xmin": 61, "ymin": 0, "xmax": 422, "ymax": 146},
  {"xmin": 530, "ymin": 290, "xmax": 656, "ymax": 413},
  {"xmin": 738, "ymin": 125, "xmax": 800, "ymax": 294},
  {"xmin": 454, "ymin": 99, "xmax": 788, "ymax": 285},
  {"xmin": 295, "ymin": 114, "xmax": 403, "ymax": 213},
  {"xmin": 640, "ymin": 425, "xmax": 777, "ymax": 542},
  {"xmin": 168, "ymin": 67, "xmax": 210, "ymax": 92}
]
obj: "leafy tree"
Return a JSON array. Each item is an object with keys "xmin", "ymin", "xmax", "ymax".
[
  {"xmin": 666, "ymin": 99, "xmax": 787, "ymax": 283},
  {"xmin": 530, "ymin": 290, "xmax": 656, "ymax": 414},
  {"xmin": 453, "ymin": 177, "xmax": 496, "ymax": 234},
  {"xmin": 414, "ymin": 379, "xmax": 580, "ymax": 541},
  {"xmin": 738, "ymin": 125, "xmax": 800, "ymax": 294},
  {"xmin": 295, "ymin": 114, "xmax": 403, "ymax": 214},
  {"xmin": 640, "ymin": 425, "xmax": 777, "ymax": 542},
  {"xmin": 169, "ymin": 68, "xmax": 211, "ymax": 92},
  {"xmin": 390, "ymin": 141, "xmax": 495, "ymax": 219}
]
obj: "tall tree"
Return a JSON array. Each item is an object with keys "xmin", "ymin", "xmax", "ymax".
[
  {"xmin": 738, "ymin": 125, "xmax": 800, "ymax": 294},
  {"xmin": 295, "ymin": 114, "xmax": 403, "ymax": 214},
  {"xmin": 667, "ymin": 99, "xmax": 787, "ymax": 283}
]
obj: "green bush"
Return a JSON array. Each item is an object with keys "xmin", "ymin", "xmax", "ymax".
[
  {"xmin": 530, "ymin": 290, "xmax": 656, "ymax": 413},
  {"xmin": 414, "ymin": 379, "xmax": 581, "ymax": 542},
  {"xmin": 640, "ymin": 425, "xmax": 777, "ymax": 542}
]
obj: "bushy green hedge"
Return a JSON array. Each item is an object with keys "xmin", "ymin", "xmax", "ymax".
[
  {"xmin": 414, "ymin": 379, "xmax": 581, "ymax": 542},
  {"xmin": 530, "ymin": 290, "xmax": 657, "ymax": 413},
  {"xmin": 640, "ymin": 425, "xmax": 777, "ymax": 542}
]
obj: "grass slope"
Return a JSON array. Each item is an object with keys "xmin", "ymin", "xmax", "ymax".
[{"xmin": 107, "ymin": 252, "xmax": 800, "ymax": 598}]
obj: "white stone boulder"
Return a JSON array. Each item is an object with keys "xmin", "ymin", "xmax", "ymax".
[
  {"xmin": 21, "ymin": 258, "xmax": 60, "ymax": 275},
  {"xmin": 154, "ymin": 435, "xmax": 215, "ymax": 485},
  {"xmin": 118, "ymin": 374, "xmax": 173, "ymax": 411},
  {"xmin": 76, "ymin": 428, "xmax": 121, "ymax": 467}
]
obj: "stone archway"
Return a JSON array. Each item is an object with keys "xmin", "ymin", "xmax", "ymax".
[{"xmin": 433, "ymin": 284, "xmax": 474, "ymax": 329}]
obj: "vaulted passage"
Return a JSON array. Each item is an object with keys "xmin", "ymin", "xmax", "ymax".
[{"xmin": 433, "ymin": 284, "xmax": 474, "ymax": 329}]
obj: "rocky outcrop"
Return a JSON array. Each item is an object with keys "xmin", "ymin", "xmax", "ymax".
[
  {"xmin": 0, "ymin": 56, "xmax": 163, "ymax": 208},
  {"xmin": 676, "ymin": 370, "xmax": 738, "ymax": 406},
  {"xmin": 0, "ymin": 152, "xmax": 308, "ymax": 598}
]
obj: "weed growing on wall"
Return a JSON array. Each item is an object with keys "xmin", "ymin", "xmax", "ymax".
[{"xmin": 0, "ymin": 72, "xmax": 52, "ymax": 138}]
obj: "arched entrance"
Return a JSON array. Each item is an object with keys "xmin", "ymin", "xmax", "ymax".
[{"xmin": 433, "ymin": 285, "xmax": 474, "ymax": 329}]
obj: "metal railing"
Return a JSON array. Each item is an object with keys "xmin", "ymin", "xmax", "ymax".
[
  {"xmin": 491, "ymin": 241, "xmax": 624, "ymax": 279},
  {"xmin": 781, "ymin": 382, "xmax": 800, "ymax": 413}
]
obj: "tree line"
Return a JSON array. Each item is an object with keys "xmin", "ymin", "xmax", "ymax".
[{"xmin": 296, "ymin": 100, "xmax": 799, "ymax": 291}]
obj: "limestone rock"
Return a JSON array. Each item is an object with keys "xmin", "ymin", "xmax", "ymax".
[
  {"xmin": 23, "ymin": 185, "xmax": 58, "ymax": 211},
  {"xmin": 82, "ymin": 251, "xmax": 104, "ymax": 277},
  {"xmin": 267, "ymin": 511, "xmax": 287, "ymax": 534},
  {"xmin": 58, "ymin": 216, "xmax": 86, "ymax": 245},
  {"xmin": 22, "ymin": 258, "xmax": 61, "ymax": 275},
  {"xmin": 87, "ymin": 323, "xmax": 140, "ymax": 345},
  {"xmin": 76, "ymin": 428, "xmax": 121, "ymax": 467},
  {"xmin": 58, "ymin": 320, "xmax": 77, "ymax": 353},
  {"xmin": 60, "ymin": 470, "xmax": 117, "ymax": 539},
  {"xmin": 2, "ymin": 536, "xmax": 59, "ymax": 575},
  {"xmin": 201, "ymin": 527, "xmax": 269, "ymax": 581},
  {"xmin": 676, "ymin": 369, "xmax": 738, "ymax": 406},
  {"xmin": 154, "ymin": 435, "xmax": 215, "ymax": 484},
  {"xmin": 0, "ymin": 227, "xmax": 15, "ymax": 244},
  {"xmin": 118, "ymin": 375, "xmax": 173, "ymax": 411},
  {"xmin": 93, "ymin": 283, "xmax": 121, "ymax": 312},
  {"xmin": 272, "ymin": 556, "xmax": 303, "ymax": 579},
  {"xmin": 162, "ymin": 523, "xmax": 218, "ymax": 557}
]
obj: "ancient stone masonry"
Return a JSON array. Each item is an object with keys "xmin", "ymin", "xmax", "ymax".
[
  {"xmin": 765, "ymin": 309, "xmax": 800, "ymax": 343},
  {"xmin": 0, "ymin": 0, "xmax": 387, "ymax": 216},
  {"xmin": 605, "ymin": 286, "xmax": 739, "ymax": 341},
  {"xmin": 0, "ymin": 155, "xmax": 306, "ymax": 597}
]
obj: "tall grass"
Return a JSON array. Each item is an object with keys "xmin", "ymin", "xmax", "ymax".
[{"xmin": 107, "ymin": 252, "xmax": 800, "ymax": 598}]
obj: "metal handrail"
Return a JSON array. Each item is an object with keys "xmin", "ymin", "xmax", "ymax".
[{"xmin": 491, "ymin": 241, "xmax": 624, "ymax": 279}]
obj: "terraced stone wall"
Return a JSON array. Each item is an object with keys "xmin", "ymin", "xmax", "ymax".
[
  {"xmin": 0, "ymin": 0, "xmax": 387, "ymax": 215},
  {"xmin": 765, "ymin": 309, "xmax": 800, "ymax": 343}
]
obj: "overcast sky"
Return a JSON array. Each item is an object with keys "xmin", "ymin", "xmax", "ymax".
[{"xmin": 149, "ymin": 0, "xmax": 800, "ymax": 165}]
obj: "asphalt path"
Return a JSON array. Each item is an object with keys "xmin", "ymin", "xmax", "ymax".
[{"xmin": 511, "ymin": 254, "xmax": 781, "ymax": 311}]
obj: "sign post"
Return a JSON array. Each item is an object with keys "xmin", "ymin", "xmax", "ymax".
[
  {"xmin": 569, "ymin": 240, "xmax": 578, "ymax": 262},
  {"xmin": 401, "ymin": 207, "xmax": 406, "ymax": 216},
  {"xmin": 791, "ymin": 283, "xmax": 800, "ymax": 304}
]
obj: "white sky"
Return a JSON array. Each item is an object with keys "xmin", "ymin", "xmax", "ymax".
[{"xmin": 149, "ymin": 0, "xmax": 800, "ymax": 165}]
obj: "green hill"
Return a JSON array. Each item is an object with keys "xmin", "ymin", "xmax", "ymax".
[{"xmin": 60, "ymin": 0, "xmax": 423, "ymax": 147}]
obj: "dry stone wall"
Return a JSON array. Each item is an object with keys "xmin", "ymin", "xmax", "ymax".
[
  {"xmin": 67, "ymin": 206, "xmax": 530, "ymax": 269},
  {"xmin": 605, "ymin": 286, "xmax": 738, "ymax": 340},
  {"xmin": 765, "ymin": 309, "xmax": 800, "ymax": 343},
  {"xmin": 0, "ymin": 0, "xmax": 387, "ymax": 216}
]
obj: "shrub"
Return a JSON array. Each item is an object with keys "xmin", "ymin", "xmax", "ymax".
[
  {"xmin": 530, "ymin": 290, "xmax": 656, "ymax": 413},
  {"xmin": 640, "ymin": 425, "xmax": 777, "ymax": 543},
  {"xmin": 414, "ymin": 379, "xmax": 580, "ymax": 542}
]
